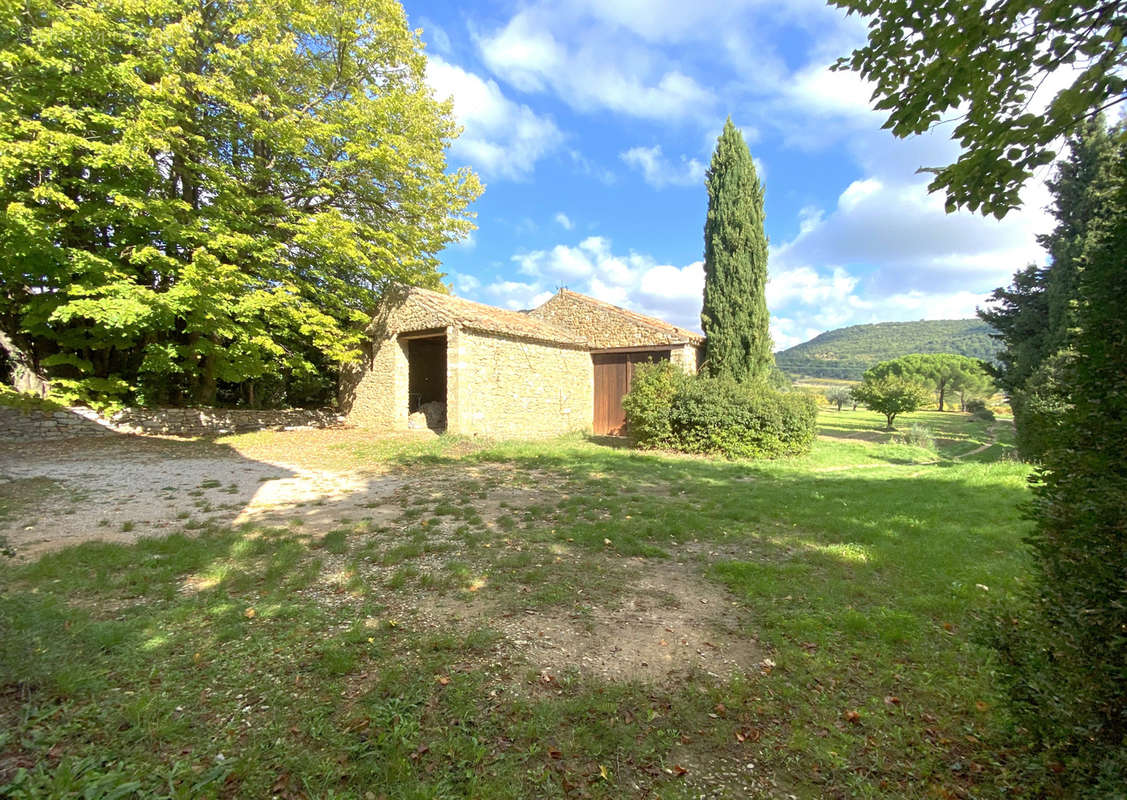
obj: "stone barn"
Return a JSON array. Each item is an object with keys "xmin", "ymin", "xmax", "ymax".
[{"xmin": 342, "ymin": 285, "xmax": 703, "ymax": 437}]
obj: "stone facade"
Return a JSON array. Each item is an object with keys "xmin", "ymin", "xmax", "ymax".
[
  {"xmin": 342, "ymin": 285, "xmax": 704, "ymax": 438},
  {"xmin": 449, "ymin": 329, "xmax": 592, "ymax": 438},
  {"xmin": 0, "ymin": 405, "xmax": 341, "ymax": 443}
]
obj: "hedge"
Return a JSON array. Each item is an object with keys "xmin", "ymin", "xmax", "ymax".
[{"xmin": 624, "ymin": 364, "xmax": 817, "ymax": 459}]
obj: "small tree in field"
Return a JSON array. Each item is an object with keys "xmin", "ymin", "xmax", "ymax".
[
  {"xmin": 851, "ymin": 376, "xmax": 930, "ymax": 429},
  {"xmin": 826, "ymin": 386, "xmax": 852, "ymax": 411}
]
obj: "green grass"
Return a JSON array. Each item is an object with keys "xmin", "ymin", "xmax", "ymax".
[{"xmin": 0, "ymin": 412, "xmax": 1035, "ymax": 798}]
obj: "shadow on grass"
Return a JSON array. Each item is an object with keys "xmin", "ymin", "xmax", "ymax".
[{"xmin": 0, "ymin": 430, "xmax": 1034, "ymax": 798}]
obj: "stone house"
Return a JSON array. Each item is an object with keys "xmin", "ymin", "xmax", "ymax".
[{"xmin": 341, "ymin": 285, "xmax": 703, "ymax": 437}]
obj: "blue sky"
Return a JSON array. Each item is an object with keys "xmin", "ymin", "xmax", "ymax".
[{"xmin": 409, "ymin": 0, "xmax": 1051, "ymax": 350}]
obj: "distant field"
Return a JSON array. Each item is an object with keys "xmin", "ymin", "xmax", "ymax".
[{"xmin": 1, "ymin": 411, "xmax": 1030, "ymax": 798}]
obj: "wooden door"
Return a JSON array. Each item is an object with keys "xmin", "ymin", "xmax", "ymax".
[{"xmin": 592, "ymin": 350, "xmax": 670, "ymax": 435}]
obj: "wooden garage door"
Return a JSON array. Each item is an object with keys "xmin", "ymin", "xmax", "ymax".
[{"xmin": 593, "ymin": 350, "xmax": 670, "ymax": 435}]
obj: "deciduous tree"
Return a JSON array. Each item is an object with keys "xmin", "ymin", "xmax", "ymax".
[
  {"xmin": 0, "ymin": 0, "xmax": 481, "ymax": 406},
  {"xmin": 850, "ymin": 375, "xmax": 930, "ymax": 429}
]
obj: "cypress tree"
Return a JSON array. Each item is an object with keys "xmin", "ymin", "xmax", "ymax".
[{"xmin": 701, "ymin": 118, "xmax": 772, "ymax": 382}]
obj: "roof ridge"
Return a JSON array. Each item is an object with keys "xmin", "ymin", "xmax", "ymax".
[
  {"xmin": 554, "ymin": 289, "xmax": 703, "ymax": 341},
  {"xmin": 396, "ymin": 284, "xmax": 586, "ymax": 346}
]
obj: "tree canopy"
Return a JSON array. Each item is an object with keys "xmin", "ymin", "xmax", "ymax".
[
  {"xmin": 0, "ymin": 0, "xmax": 481, "ymax": 407},
  {"xmin": 701, "ymin": 118, "xmax": 772, "ymax": 383},
  {"xmin": 980, "ymin": 119, "xmax": 1118, "ymax": 458},
  {"xmin": 850, "ymin": 374, "xmax": 930, "ymax": 429},
  {"xmin": 863, "ymin": 353, "xmax": 993, "ymax": 412},
  {"xmin": 831, "ymin": 0, "xmax": 1127, "ymax": 217}
]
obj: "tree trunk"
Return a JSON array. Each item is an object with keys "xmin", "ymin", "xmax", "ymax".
[{"xmin": 0, "ymin": 329, "xmax": 50, "ymax": 397}]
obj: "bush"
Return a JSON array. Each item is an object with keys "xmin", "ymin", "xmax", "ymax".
[
  {"xmin": 896, "ymin": 423, "xmax": 936, "ymax": 451},
  {"xmin": 621, "ymin": 362, "xmax": 690, "ymax": 448},
  {"xmin": 666, "ymin": 376, "xmax": 817, "ymax": 460},
  {"xmin": 964, "ymin": 398, "xmax": 987, "ymax": 413},
  {"xmin": 973, "ymin": 407, "xmax": 996, "ymax": 422}
]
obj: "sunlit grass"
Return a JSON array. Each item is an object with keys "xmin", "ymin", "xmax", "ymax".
[{"xmin": 0, "ymin": 412, "xmax": 1032, "ymax": 798}]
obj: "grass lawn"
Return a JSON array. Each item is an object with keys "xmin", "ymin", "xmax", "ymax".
[{"xmin": 0, "ymin": 409, "xmax": 1034, "ymax": 798}]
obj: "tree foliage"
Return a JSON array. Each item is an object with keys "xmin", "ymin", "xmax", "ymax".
[
  {"xmin": 850, "ymin": 374, "xmax": 930, "ymax": 429},
  {"xmin": 987, "ymin": 128, "xmax": 1127, "ymax": 796},
  {"xmin": 701, "ymin": 118, "xmax": 772, "ymax": 383},
  {"xmin": 831, "ymin": 0, "xmax": 1127, "ymax": 217},
  {"xmin": 980, "ymin": 119, "xmax": 1118, "ymax": 459},
  {"xmin": 863, "ymin": 353, "xmax": 993, "ymax": 412},
  {"xmin": 776, "ymin": 318, "xmax": 999, "ymax": 381},
  {"xmin": 0, "ymin": 0, "xmax": 481, "ymax": 407},
  {"xmin": 825, "ymin": 386, "xmax": 852, "ymax": 411}
]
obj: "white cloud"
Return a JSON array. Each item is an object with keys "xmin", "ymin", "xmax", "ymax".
[
  {"xmin": 620, "ymin": 145, "xmax": 705, "ymax": 189},
  {"xmin": 417, "ymin": 17, "xmax": 452, "ymax": 54},
  {"xmin": 476, "ymin": 10, "xmax": 714, "ymax": 120},
  {"xmin": 554, "ymin": 212, "xmax": 574, "ymax": 230},
  {"xmin": 484, "ymin": 280, "xmax": 554, "ymax": 310},
  {"xmin": 425, "ymin": 55, "xmax": 563, "ymax": 180},
  {"xmin": 501, "ymin": 237, "xmax": 705, "ymax": 332}
]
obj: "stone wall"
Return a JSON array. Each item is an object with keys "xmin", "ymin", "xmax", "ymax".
[
  {"xmin": 340, "ymin": 321, "xmax": 418, "ymax": 430},
  {"xmin": 450, "ymin": 329, "xmax": 593, "ymax": 438},
  {"xmin": 0, "ymin": 405, "xmax": 341, "ymax": 442}
]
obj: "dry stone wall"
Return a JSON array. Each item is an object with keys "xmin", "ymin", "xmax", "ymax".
[{"xmin": 0, "ymin": 405, "xmax": 341, "ymax": 442}]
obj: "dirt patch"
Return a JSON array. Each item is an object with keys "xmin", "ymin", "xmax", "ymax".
[
  {"xmin": 417, "ymin": 558, "xmax": 762, "ymax": 685},
  {"xmin": 0, "ymin": 434, "xmax": 407, "ymax": 560}
]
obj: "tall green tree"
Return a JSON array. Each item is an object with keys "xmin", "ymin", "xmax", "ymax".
[
  {"xmin": 990, "ymin": 129, "xmax": 1127, "ymax": 796},
  {"xmin": 979, "ymin": 120, "xmax": 1118, "ymax": 459},
  {"xmin": 831, "ymin": 0, "xmax": 1127, "ymax": 217},
  {"xmin": 0, "ymin": 0, "xmax": 481, "ymax": 407},
  {"xmin": 700, "ymin": 118, "xmax": 772, "ymax": 383}
]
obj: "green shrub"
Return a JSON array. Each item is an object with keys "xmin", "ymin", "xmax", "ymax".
[
  {"xmin": 896, "ymin": 423, "xmax": 936, "ymax": 451},
  {"xmin": 964, "ymin": 398, "xmax": 987, "ymax": 413},
  {"xmin": 973, "ymin": 407, "xmax": 996, "ymax": 422},
  {"xmin": 621, "ymin": 362, "xmax": 689, "ymax": 448},
  {"xmin": 667, "ymin": 376, "xmax": 817, "ymax": 460}
]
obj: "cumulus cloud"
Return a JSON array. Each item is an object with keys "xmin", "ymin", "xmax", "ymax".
[
  {"xmin": 476, "ymin": 10, "xmax": 714, "ymax": 120},
  {"xmin": 554, "ymin": 212, "xmax": 574, "ymax": 230},
  {"xmin": 499, "ymin": 237, "xmax": 705, "ymax": 331},
  {"xmin": 425, "ymin": 55, "xmax": 563, "ymax": 180},
  {"xmin": 620, "ymin": 145, "xmax": 705, "ymax": 188}
]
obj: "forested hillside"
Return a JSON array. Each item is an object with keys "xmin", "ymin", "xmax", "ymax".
[{"xmin": 776, "ymin": 319, "xmax": 999, "ymax": 380}]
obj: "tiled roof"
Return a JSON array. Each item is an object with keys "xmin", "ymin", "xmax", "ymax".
[
  {"xmin": 393, "ymin": 285, "xmax": 587, "ymax": 346},
  {"xmin": 554, "ymin": 289, "xmax": 705, "ymax": 345}
]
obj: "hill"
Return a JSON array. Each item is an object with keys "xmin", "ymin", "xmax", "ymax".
[{"xmin": 776, "ymin": 319, "xmax": 999, "ymax": 381}]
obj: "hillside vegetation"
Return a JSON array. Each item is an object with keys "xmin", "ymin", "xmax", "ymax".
[{"xmin": 776, "ymin": 319, "xmax": 999, "ymax": 380}]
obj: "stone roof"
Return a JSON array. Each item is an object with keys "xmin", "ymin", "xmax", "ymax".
[
  {"xmin": 554, "ymin": 289, "xmax": 705, "ymax": 345},
  {"xmin": 385, "ymin": 285, "xmax": 587, "ymax": 346}
]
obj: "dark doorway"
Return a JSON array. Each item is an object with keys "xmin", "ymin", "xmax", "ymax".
[
  {"xmin": 592, "ymin": 349, "xmax": 670, "ymax": 436},
  {"xmin": 406, "ymin": 335, "xmax": 447, "ymax": 430}
]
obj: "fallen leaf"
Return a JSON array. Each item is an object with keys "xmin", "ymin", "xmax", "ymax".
[
  {"xmin": 844, "ymin": 710, "xmax": 861, "ymax": 724},
  {"xmin": 974, "ymin": 700, "xmax": 989, "ymax": 712},
  {"xmin": 672, "ymin": 764, "xmax": 688, "ymax": 777},
  {"xmin": 884, "ymin": 695, "xmax": 901, "ymax": 706},
  {"xmin": 598, "ymin": 764, "xmax": 609, "ymax": 781},
  {"xmin": 548, "ymin": 748, "xmax": 562, "ymax": 760},
  {"xmin": 244, "ymin": 607, "xmax": 256, "ymax": 619},
  {"xmin": 436, "ymin": 675, "xmax": 450, "ymax": 686}
]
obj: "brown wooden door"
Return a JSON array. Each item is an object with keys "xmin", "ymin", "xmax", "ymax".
[{"xmin": 592, "ymin": 350, "xmax": 670, "ymax": 435}]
